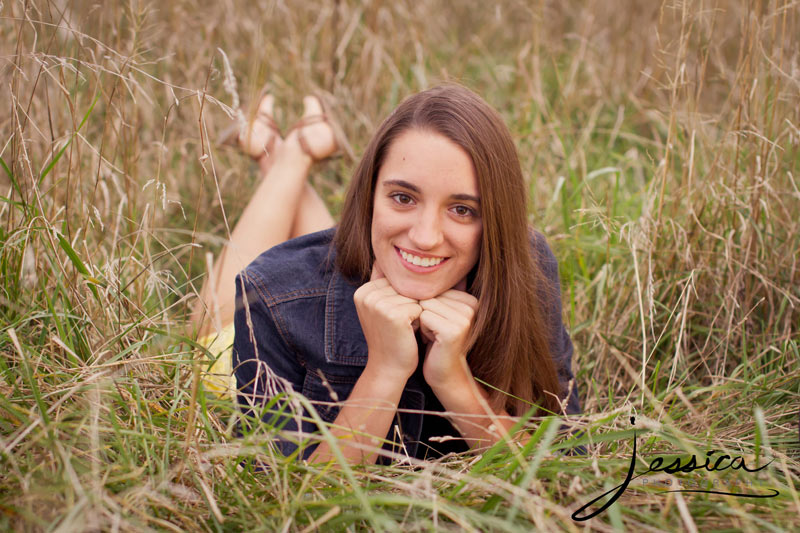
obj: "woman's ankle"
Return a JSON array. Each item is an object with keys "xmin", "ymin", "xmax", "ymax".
[
  {"xmin": 257, "ymin": 138, "xmax": 282, "ymax": 175},
  {"xmin": 279, "ymin": 130, "xmax": 315, "ymax": 166},
  {"xmin": 257, "ymin": 131, "xmax": 313, "ymax": 184}
]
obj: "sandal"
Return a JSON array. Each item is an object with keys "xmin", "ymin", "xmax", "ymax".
[
  {"xmin": 218, "ymin": 91, "xmax": 282, "ymax": 160},
  {"xmin": 287, "ymin": 94, "xmax": 354, "ymax": 162},
  {"xmin": 292, "ymin": 114, "xmax": 332, "ymax": 161}
]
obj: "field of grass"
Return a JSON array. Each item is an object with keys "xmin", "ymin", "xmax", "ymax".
[{"xmin": 2, "ymin": 0, "xmax": 799, "ymax": 530}]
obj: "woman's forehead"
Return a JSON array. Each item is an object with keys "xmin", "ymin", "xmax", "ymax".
[{"xmin": 377, "ymin": 130, "xmax": 480, "ymax": 199}]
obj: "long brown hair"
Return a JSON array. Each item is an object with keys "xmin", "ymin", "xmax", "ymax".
[{"xmin": 334, "ymin": 84, "xmax": 562, "ymax": 417}]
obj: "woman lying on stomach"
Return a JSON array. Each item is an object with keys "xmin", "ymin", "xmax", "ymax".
[{"xmin": 194, "ymin": 84, "xmax": 580, "ymax": 464}]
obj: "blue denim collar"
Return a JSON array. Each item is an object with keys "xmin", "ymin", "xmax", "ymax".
[{"xmin": 324, "ymin": 268, "xmax": 369, "ymax": 367}]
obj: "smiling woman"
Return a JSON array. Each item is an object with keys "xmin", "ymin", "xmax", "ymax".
[
  {"xmin": 195, "ymin": 84, "xmax": 580, "ymax": 465},
  {"xmin": 371, "ymin": 130, "xmax": 483, "ymax": 300}
]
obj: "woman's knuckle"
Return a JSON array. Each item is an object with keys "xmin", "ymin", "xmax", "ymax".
[{"xmin": 365, "ymin": 291, "xmax": 380, "ymax": 307}]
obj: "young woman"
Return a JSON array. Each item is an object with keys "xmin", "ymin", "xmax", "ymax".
[{"xmin": 194, "ymin": 84, "xmax": 580, "ymax": 464}]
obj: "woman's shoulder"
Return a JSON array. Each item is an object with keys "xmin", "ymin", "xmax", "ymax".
[
  {"xmin": 238, "ymin": 227, "xmax": 337, "ymax": 301},
  {"xmin": 525, "ymin": 227, "xmax": 566, "ymax": 312},
  {"xmin": 527, "ymin": 227, "xmax": 559, "ymax": 280}
]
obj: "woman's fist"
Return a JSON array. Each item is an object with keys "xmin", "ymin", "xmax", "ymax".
[
  {"xmin": 418, "ymin": 289, "xmax": 479, "ymax": 389},
  {"xmin": 353, "ymin": 266, "xmax": 422, "ymax": 381}
]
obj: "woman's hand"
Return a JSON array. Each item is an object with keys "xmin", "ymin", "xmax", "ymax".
[
  {"xmin": 419, "ymin": 289, "xmax": 479, "ymax": 390},
  {"xmin": 353, "ymin": 264, "xmax": 422, "ymax": 381},
  {"xmin": 418, "ymin": 290, "xmax": 515, "ymax": 450}
]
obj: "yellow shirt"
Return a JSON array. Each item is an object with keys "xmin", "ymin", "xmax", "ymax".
[{"xmin": 197, "ymin": 322, "xmax": 236, "ymax": 398}]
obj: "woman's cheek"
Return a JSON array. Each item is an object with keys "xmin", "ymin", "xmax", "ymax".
[{"xmin": 459, "ymin": 227, "xmax": 482, "ymax": 270}]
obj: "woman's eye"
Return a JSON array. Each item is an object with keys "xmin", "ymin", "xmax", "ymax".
[
  {"xmin": 391, "ymin": 193, "xmax": 414, "ymax": 205},
  {"xmin": 452, "ymin": 205, "xmax": 475, "ymax": 217}
]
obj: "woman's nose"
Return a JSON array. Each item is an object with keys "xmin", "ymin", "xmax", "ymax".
[{"xmin": 408, "ymin": 209, "xmax": 443, "ymax": 250}]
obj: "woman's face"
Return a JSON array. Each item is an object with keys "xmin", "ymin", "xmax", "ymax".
[{"xmin": 371, "ymin": 129, "xmax": 482, "ymax": 300}]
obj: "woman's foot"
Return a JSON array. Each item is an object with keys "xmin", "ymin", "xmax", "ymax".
[
  {"xmin": 239, "ymin": 93, "xmax": 283, "ymax": 161},
  {"xmin": 286, "ymin": 95, "xmax": 339, "ymax": 161}
]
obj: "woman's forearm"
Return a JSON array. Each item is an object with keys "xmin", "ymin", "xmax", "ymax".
[
  {"xmin": 431, "ymin": 376, "xmax": 517, "ymax": 450},
  {"xmin": 308, "ymin": 363, "xmax": 408, "ymax": 464}
]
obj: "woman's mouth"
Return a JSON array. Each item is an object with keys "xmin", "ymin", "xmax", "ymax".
[{"xmin": 395, "ymin": 246, "xmax": 449, "ymax": 273}]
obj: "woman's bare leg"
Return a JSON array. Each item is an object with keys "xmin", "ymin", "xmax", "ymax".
[
  {"xmin": 192, "ymin": 96, "xmax": 337, "ymax": 336},
  {"xmin": 289, "ymin": 182, "xmax": 335, "ymax": 239}
]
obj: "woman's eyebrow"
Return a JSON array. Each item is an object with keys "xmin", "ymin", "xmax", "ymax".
[
  {"xmin": 382, "ymin": 179, "xmax": 481, "ymax": 204},
  {"xmin": 382, "ymin": 179, "xmax": 420, "ymax": 192},
  {"xmin": 450, "ymin": 193, "xmax": 481, "ymax": 205}
]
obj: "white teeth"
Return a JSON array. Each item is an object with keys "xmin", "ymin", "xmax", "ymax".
[{"xmin": 400, "ymin": 249, "xmax": 444, "ymax": 267}]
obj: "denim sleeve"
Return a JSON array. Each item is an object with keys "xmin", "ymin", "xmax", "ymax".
[
  {"xmin": 531, "ymin": 233, "xmax": 581, "ymax": 415},
  {"xmin": 232, "ymin": 269, "xmax": 319, "ymax": 460}
]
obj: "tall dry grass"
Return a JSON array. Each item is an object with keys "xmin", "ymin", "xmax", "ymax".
[{"xmin": 1, "ymin": 0, "xmax": 798, "ymax": 530}]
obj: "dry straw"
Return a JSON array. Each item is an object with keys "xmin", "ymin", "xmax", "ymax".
[{"xmin": 1, "ymin": 0, "xmax": 798, "ymax": 531}]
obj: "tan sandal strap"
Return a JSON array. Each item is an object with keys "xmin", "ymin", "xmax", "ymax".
[
  {"xmin": 291, "ymin": 114, "xmax": 328, "ymax": 129},
  {"xmin": 296, "ymin": 126, "xmax": 316, "ymax": 160},
  {"xmin": 291, "ymin": 114, "xmax": 329, "ymax": 160},
  {"xmin": 255, "ymin": 111, "xmax": 281, "ymax": 135}
]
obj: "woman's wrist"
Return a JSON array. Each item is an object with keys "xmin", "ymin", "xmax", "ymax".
[
  {"xmin": 424, "ymin": 359, "xmax": 473, "ymax": 394},
  {"xmin": 363, "ymin": 357, "xmax": 414, "ymax": 390},
  {"xmin": 429, "ymin": 374, "xmax": 478, "ymax": 411}
]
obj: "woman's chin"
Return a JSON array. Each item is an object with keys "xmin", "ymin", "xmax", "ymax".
[{"xmin": 388, "ymin": 279, "xmax": 445, "ymax": 300}]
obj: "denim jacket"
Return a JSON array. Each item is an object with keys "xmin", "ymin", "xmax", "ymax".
[{"xmin": 232, "ymin": 227, "xmax": 580, "ymax": 461}]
